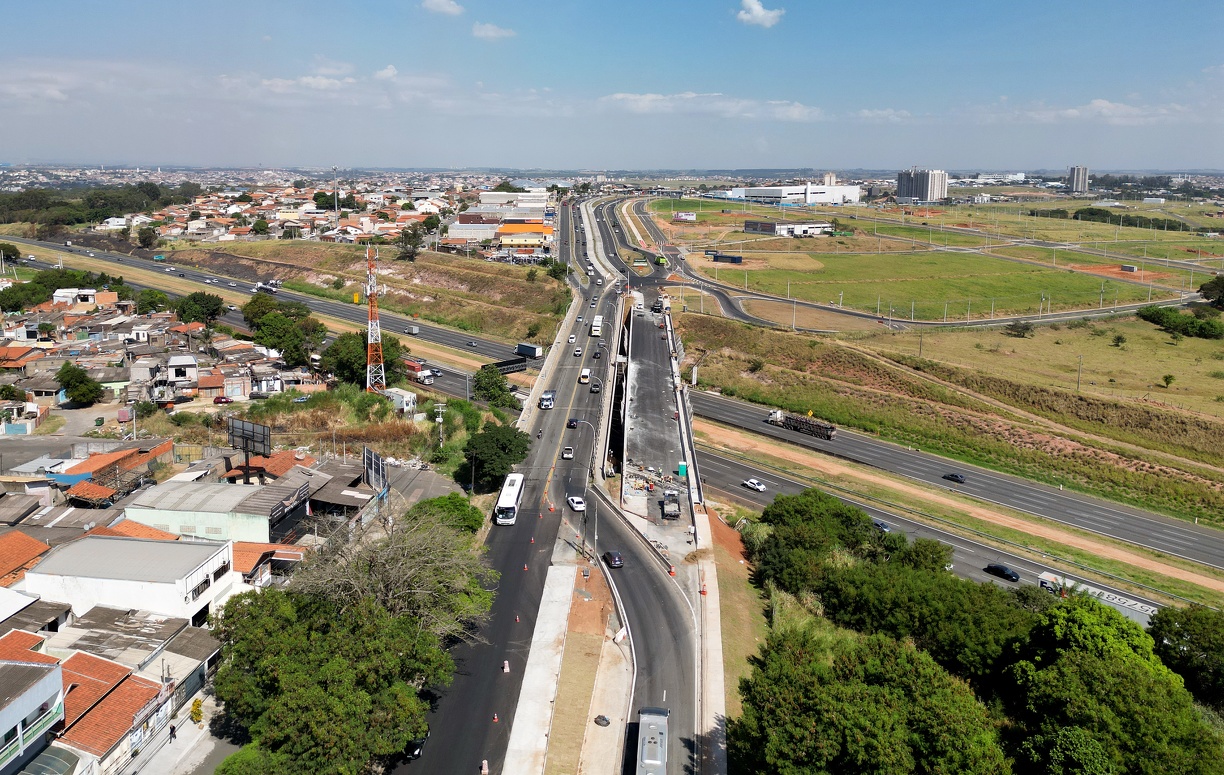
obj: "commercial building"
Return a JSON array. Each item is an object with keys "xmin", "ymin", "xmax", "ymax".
[
  {"xmin": 896, "ymin": 168, "xmax": 948, "ymax": 202},
  {"xmin": 121, "ymin": 480, "xmax": 310, "ymax": 543},
  {"xmin": 743, "ymin": 220, "xmax": 833, "ymax": 237},
  {"xmin": 724, "ymin": 182, "xmax": 862, "ymax": 205},
  {"xmin": 1069, "ymin": 165, "xmax": 1090, "ymax": 194}
]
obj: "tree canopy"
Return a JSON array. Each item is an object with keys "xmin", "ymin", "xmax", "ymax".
[
  {"xmin": 472, "ymin": 365, "xmax": 520, "ymax": 409},
  {"xmin": 318, "ymin": 330, "xmax": 406, "ymax": 386},
  {"xmin": 172, "ymin": 291, "xmax": 225, "ymax": 323},
  {"xmin": 56, "ymin": 362, "xmax": 104, "ymax": 406},
  {"xmin": 463, "ymin": 421, "xmax": 530, "ymax": 491},
  {"xmin": 1148, "ymin": 605, "xmax": 1224, "ymax": 712},
  {"xmin": 395, "ymin": 222, "xmax": 424, "ymax": 262},
  {"xmin": 404, "ymin": 492, "xmax": 485, "ymax": 534}
]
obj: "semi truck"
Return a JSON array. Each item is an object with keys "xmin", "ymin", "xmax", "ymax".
[
  {"xmin": 516, "ymin": 342, "xmax": 544, "ymax": 359},
  {"xmin": 766, "ymin": 409, "xmax": 837, "ymax": 440},
  {"xmin": 403, "ymin": 360, "xmax": 434, "ymax": 385}
]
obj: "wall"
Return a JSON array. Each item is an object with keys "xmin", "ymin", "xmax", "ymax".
[{"xmin": 124, "ymin": 507, "xmax": 271, "ymax": 543}]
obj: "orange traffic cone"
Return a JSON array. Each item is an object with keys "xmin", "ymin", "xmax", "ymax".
[
  {"xmin": 523, "ymin": 564, "xmax": 528, "ymax": 571},
  {"xmin": 531, "ymin": 536, "xmax": 535, "ymax": 544},
  {"xmin": 493, "ymin": 713, "xmax": 499, "ymax": 723}
]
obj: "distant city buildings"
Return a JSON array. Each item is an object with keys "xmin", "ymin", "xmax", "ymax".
[
  {"xmin": 1069, "ymin": 165, "xmax": 1090, "ymax": 194},
  {"xmin": 895, "ymin": 168, "xmax": 948, "ymax": 203}
]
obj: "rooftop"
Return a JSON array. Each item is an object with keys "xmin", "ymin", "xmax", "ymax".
[
  {"xmin": 45, "ymin": 607, "xmax": 188, "ymax": 668},
  {"xmin": 60, "ymin": 671, "xmax": 159, "ymax": 757},
  {"xmin": 0, "ymin": 662, "xmax": 59, "ymax": 709},
  {"xmin": 28, "ymin": 536, "xmax": 225, "ymax": 584},
  {"xmin": 127, "ymin": 481, "xmax": 262, "ymax": 514}
]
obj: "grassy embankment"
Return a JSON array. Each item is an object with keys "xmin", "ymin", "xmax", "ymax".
[{"xmin": 675, "ymin": 313, "xmax": 1224, "ymax": 525}]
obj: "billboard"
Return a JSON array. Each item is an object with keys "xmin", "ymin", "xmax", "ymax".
[
  {"xmin": 227, "ymin": 419, "xmax": 272, "ymax": 456},
  {"xmin": 363, "ymin": 446, "xmax": 387, "ymax": 495}
]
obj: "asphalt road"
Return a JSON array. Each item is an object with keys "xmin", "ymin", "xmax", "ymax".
[
  {"xmin": 695, "ymin": 449, "xmax": 1158, "ymax": 624},
  {"xmin": 689, "ymin": 390, "xmax": 1224, "ymax": 570}
]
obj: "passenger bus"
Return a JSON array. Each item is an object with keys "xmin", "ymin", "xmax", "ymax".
[
  {"xmin": 494, "ymin": 473, "xmax": 525, "ymax": 526},
  {"xmin": 636, "ymin": 707, "xmax": 669, "ymax": 775},
  {"xmin": 590, "ymin": 315, "xmax": 603, "ymax": 337}
]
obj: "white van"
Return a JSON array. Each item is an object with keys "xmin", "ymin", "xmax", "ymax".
[{"xmin": 579, "ymin": 368, "xmax": 591, "ymax": 384}]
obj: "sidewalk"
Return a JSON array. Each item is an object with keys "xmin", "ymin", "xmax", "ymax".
[{"xmin": 132, "ymin": 695, "xmax": 238, "ymax": 775}]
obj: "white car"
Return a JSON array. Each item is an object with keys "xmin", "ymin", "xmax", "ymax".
[
  {"xmin": 573, "ymin": 347, "xmax": 582, "ymax": 357},
  {"xmin": 562, "ymin": 446, "xmax": 575, "ymax": 460},
  {"xmin": 568, "ymin": 334, "xmax": 577, "ymax": 344},
  {"xmin": 742, "ymin": 478, "xmax": 767, "ymax": 492},
  {"xmin": 566, "ymin": 495, "xmax": 586, "ymax": 512}
]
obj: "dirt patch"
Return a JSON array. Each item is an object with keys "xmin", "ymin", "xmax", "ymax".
[
  {"xmin": 694, "ymin": 419, "xmax": 1224, "ymax": 595},
  {"xmin": 1069, "ymin": 263, "xmax": 1177, "ymax": 283},
  {"xmin": 741, "ymin": 299, "xmax": 880, "ymax": 332},
  {"xmin": 570, "ymin": 563, "xmax": 613, "ymax": 636},
  {"xmin": 706, "ymin": 503, "xmax": 767, "ymax": 718}
]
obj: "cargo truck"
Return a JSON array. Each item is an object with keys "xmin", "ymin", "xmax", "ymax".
[
  {"xmin": 661, "ymin": 490, "xmax": 681, "ymax": 520},
  {"xmin": 516, "ymin": 342, "xmax": 544, "ymax": 358},
  {"xmin": 403, "ymin": 360, "xmax": 434, "ymax": 385},
  {"xmin": 766, "ymin": 409, "xmax": 837, "ymax": 440}
]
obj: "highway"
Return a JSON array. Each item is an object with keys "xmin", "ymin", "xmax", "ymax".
[
  {"xmin": 689, "ymin": 390, "xmax": 1224, "ymax": 570},
  {"xmin": 694, "ymin": 448, "xmax": 1159, "ymax": 624}
]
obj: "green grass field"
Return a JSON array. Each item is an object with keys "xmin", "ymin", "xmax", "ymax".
[
  {"xmin": 692, "ymin": 250, "xmax": 1172, "ymax": 320},
  {"xmin": 990, "ymin": 245, "xmax": 1202, "ymax": 291}
]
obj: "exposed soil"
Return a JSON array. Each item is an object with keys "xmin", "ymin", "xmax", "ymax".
[
  {"xmin": 1068, "ymin": 263, "xmax": 1177, "ymax": 284},
  {"xmin": 570, "ymin": 563, "xmax": 613, "ymax": 636},
  {"xmin": 694, "ymin": 419, "xmax": 1224, "ymax": 595}
]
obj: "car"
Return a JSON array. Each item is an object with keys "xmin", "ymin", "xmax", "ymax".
[
  {"xmin": 562, "ymin": 446, "xmax": 575, "ymax": 460},
  {"xmin": 592, "ymin": 351, "xmax": 601, "ymax": 359},
  {"xmin": 566, "ymin": 496, "xmax": 586, "ymax": 512},
  {"xmin": 985, "ymin": 563, "xmax": 1020, "ymax": 582},
  {"xmin": 467, "ymin": 340, "xmax": 478, "ymax": 347},
  {"xmin": 568, "ymin": 334, "xmax": 577, "ymax": 344},
  {"xmin": 178, "ymin": 273, "xmax": 185, "ymax": 277},
  {"xmin": 406, "ymin": 729, "xmax": 429, "ymax": 760},
  {"xmin": 248, "ymin": 391, "xmax": 271, "ymax": 400},
  {"xmin": 602, "ymin": 551, "xmax": 624, "ymax": 569},
  {"xmin": 590, "ymin": 301, "xmax": 597, "ymax": 308},
  {"xmin": 292, "ymin": 396, "xmax": 309, "ymax": 403},
  {"xmin": 566, "ymin": 418, "xmax": 579, "ymax": 429},
  {"xmin": 164, "ymin": 267, "xmax": 173, "ymax": 273},
  {"xmin": 87, "ymin": 252, "xmax": 95, "ymax": 257},
  {"xmin": 227, "ymin": 305, "xmax": 238, "ymax": 311},
  {"xmin": 116, "ymin": 257, "xmax": 122, "ymax": 262},
  {"xmin": 942, "ymin": 473, "xmax": 967, "ymax": 484},
  {"xmin": 742, "ymin": 478, "xmax": 767, "ymax": 492},
  {"xmin": 228, "ymin": 282, "xmax": 237, "ymax": 287},
  {"xmin": 213, "ymin": 396, "xmax": 234, "ymax": 404},
  {"xmin": 590, "ymin": 383, "xmax": 601, "ymax": 393},
  {"xmin": 577, "ymin": 315, "xmax": 583, "ymax": 322},
  {"xmin": 573, "ymin": 347, "xmax": 582, "ymax": 357},
  {"xmin": 872, "ymin": 520, "xmax": 892, "ymax": 533},
  {"xmin": 430, "ymin": 368, "xmax": 442, "ymax": 377}
]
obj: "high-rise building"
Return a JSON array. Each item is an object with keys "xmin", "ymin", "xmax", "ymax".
[
  {"xmin": 822, "ymin": 171, "xmax": 837, "ymax": 186},
  {"xmin": 895, "ymin": 168, "xmax": 948, "ymax": 202},
  {"xmin": 1069, "ymin": 166, "xmax": 1090, "ymax": 194}
]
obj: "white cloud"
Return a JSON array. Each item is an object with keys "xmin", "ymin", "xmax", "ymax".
[
  {"xmin": 975, "ymin": 97, "xmax": 1199, "ymax": 127},
  {"xmin": 311, "ymin": 58, "xmax": 355, "ymax": 77},
  {"xmin": 374, "ymin": 65, "xmax": 398, "ymax": 80},
  {"xmin": 472, "ymin": 22, "xmax": 516, "ymax": 40},
  {"xmin": 261, "ymin": 75, "xmax": 356, "ymax": 93},
  {"xmin": 421, "ymin": 0, "xmax": 463, "ymax": 14},
  {"xmin": 736, "ymin": 0, "xmax": 784, "ymax": 28},
  {"xmin": 856, "ymin": 108, "xmax": 912, "ymax": 123},
  {"xmin": 599, "ymin": 91, "xmax": 820, "ymax": 122}
]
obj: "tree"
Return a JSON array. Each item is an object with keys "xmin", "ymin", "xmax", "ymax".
[
  {"xmin": 396, "ymin": 223, "xmax": 424, "ymax": 262},
  {"xmin": 472, "ymin": 365, "xmax": 519, "ymax": 409},
  {"xmin": 235, "ymin": 192, "xmax": 253, "ymax": 203},
  {"xmin": 1162, "ymin": 374, "xmax": 1176, "ymax": 388},
  {"xmin": 241, "ymin": 293, "xmax": 279, "ymax": 329},
  {"xmin": 401, "ymin": 200, "xmax": 416, "ymax": 211},
  {"xmin": 422, "ymin": 214, "xmax": 440, "ymax": 233},
  {"xmin": 492, "ymin": 180, "xmax": 526, "ymax": 193},
  {"xmin": 525, "ymin": 268, "xmax": 538, "ymax": 283},
  {"xmin": 137, "ymin": 227, "xmax": 158, "ymax": 249},
  {"xmin": 1148, "ymin": 605, "xmax": 1224, "ymax": 712},
  {"xmin": 173, "ymin": 291, "xmax": 225, "ymax": 323},
  {"xmin": 1199, "ymin": 276, "xmax": 1224, "ymax": 309},
  {"xmin": 1004, "ymin": 597, "xmax": 1224, "ymax": 775},
  {"xmin": 136, "ymin": 289, "xmax": 169, "ymax": 315},
  {"xmin": 296, "ymin": 317, "xmax": 327, "ymax": 356},
  {"xmin": 0, "ymin": 384, "xmax": 25, "ymax": 401},
  {"xmin": 254, "ymin": 312, "xmax": 308, "ymax": 367},
  {"xmin": 1112, "ymin": 333, "xmax": 1127, "ymax": 347},
  {"xmin": 1005, "ymin": 321, "xmax": 1035, "ymax": 338},
  {"xmin": 463, "ymin": 421, "xmax": 531, "ymax": 491},
  {"xmin": 0, "ymin": 243, "xmax": 19, "ymax": 261},
  {"xmin": 545, "ymin": 260, "xmax": 567, "ymax": 281},
  {"xmin": 252, "ymin": 219, "xmax": 269, "ymax": 235},
  {"xmin": 896, "ymin": 537, "xmax": 954, "ymax": 574},
  {"xmin": 404, "ymin": 493, "xmax": 485, "ymax": 534},
  {"xmin": 729, "ymin": 626, "xmax": 1008, "ymax": 774},
  {"xmin": 55, "ymin": 362, "xmax": 104, "ymax": 406},
  {"xmin": 318, "ymin": 330, "xmax": 406, "ymax": 385}
]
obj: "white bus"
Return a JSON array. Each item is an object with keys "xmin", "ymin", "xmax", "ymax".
[
  {"xmin": 494, "ymin": 473, "xmax": 525, "ymax": 525},
  {"xmin": 590, "ymin": 315, "xmax": 603, "ymax": 337}
]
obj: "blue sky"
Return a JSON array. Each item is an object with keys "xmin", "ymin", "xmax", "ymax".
[{"xmin": 1, "ymin": 0, "xmax": 1222, "ymax": 170}]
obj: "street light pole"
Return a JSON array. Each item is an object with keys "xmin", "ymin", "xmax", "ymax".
[{"xmin": 1077, "ymin": 355, "xmax": 1084, "ymax": 393}]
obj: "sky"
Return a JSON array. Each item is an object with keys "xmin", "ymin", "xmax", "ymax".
[{"xmin": 1, "ymin": 0, "xmax": 1222, "ymax": 171}]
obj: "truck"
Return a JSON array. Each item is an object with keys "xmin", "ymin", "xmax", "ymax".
[
  {"xmin": 253, "ymin": 282, "xmax": 277, "ymax": 294},
  {"xmin": 404, "ymin": 325, "xmax": 420, "ymax": 336},
  {"xmin": 661, "ymin": 490, "xmax": 681, "ymax": 520},
  {"xmin": 516, "ymin": 342, "xmax": 544, "ymax": 359},
  {"xmin": 538, "ymin": 390, "xmax": 556, "ymax": 410},
  {"xmin": 153, "ymin": 254, "xmax": 166, "ymax": 262},
  {"xmin": 403, "ymin": 360, "xmax": 433, "ymax": 384},
  {"xmin": 766, "ymin": 409, "xmax": 837, "ymax": 440}
]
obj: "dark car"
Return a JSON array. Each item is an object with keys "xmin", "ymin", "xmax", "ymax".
[
  {"xmin": 592, "ymin": 351, "xmax": 601, "ymax": 359},
  {"xmin": 603, "ymin": 551, "xmax": 624, "ymax": 569},
  {"xmin": 985, "ymin": 563, "xmax": 1020, "ymax": 582},
  {"xmin": 942, "ymin": 473, "xmax": 967, "ymax": 484},
  {"xmin": 566, "ymin": 418, "xmax": 579, "ymax": 429},
  {"xmin": 406, "ymin": 729, "xmax": 429, "ymax": 760},
  {"xmin": 248, "ymin": 391, "xmax": 271, "ymax": 400}
]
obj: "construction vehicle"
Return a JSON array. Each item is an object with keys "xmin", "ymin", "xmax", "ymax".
[
  {"xmin": 766, "ymin": 409, "xmax": 837, "ymax": 440},
  {"xmin": 661, "ymin": 490, "xmax": 681, "ymax": 520}
]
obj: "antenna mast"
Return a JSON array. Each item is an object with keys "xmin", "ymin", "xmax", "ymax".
[{"xmin": 365, "ymin": 244, "xmax": 386, "ymax": 393}]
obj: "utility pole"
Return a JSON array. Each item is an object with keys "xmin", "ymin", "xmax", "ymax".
[{"xmin": 1077, "ymin": 355, "xmax": 1083, "ymax": 392}]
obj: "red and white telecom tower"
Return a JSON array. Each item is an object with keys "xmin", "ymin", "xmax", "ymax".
[{"xmin": 364, "ymin": 244, "xmax": 386, "ymax": 394}]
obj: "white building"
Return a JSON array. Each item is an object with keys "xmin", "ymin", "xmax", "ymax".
[
  {"xmin": 725, "ymin": 183, "xmax": 862, "ymax": 205},
  {"xmin": 1069, "ymin": 165, "xmax": 1090, "ymax": 194},
  {"xmin": 743, "ymin": 220, "xmax": 833, "ymax": 237},
  {"xmin": 0, "ymin": 631, "xmax": 64, "ymax": 775},
  {"xmin": 896, "ymin": 168, "xmax": 948, "ymax": 202},
  {"xmin": 19, "ymin": 536, "xmax": 235, "ymax": 627}
]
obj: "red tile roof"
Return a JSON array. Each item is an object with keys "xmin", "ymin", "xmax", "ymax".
[
  {"xmin": 223, "ymin": 449, "xmax": 316, "ymax": 480},
  {"xmin": 60, "ymin": 652, "xmax": 132, "ymax": 728},
  {"xmin": 0, "ymin": 630, "xmax": 59, "ymax": 665},
  {"xmin": 232, "ymin": 541, "xmax": 307, "ymax": 575},
  {"xmin": 65, "ymin": 481, "xmax": 118, "ymax": 502},
  {"xmin": 197, "ymin": 373, "xmax": 225, "ymax": 389},
  {"xmin": 63, "ymin": 448, "xmax": 138, "ymax": 476},
  {"xmin": 0, "ymin": 531, "xmax": 51, "ymax": 587},
  {"xmin": 85, "ymin": 520, "xmax": 179, "ymax": 541},
  {"xmin": 60, "ymin": 673, "xmax": 160, "ymax": 757}
]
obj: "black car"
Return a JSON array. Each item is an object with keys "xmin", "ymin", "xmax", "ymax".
[
  {"xmin": 942, "ymin": 473, "xmax": 967, "ymax": 484},
  {"xmin": 592, "ymin": 351, "xmax": 601, "ymax": 359},
  {"xmin": 566, "ymin": 418, "xmax": 579, "ymax": 429},
  {"xmin": 603, "ymin": 551, "xmax": 624, "ymax": 568},
  {"xmin": 985, "ymin": 563, "xmax": 1020, "ymax": 582},
  {"xmin": 406, "ymin": 729, "xmax": 429, "ymax": 760}
]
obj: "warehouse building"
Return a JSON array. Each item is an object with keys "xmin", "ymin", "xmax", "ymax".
[
  {"xmin": 744, "ymin": 220, "xmax": 833, "ymax": 237},
  {"xmin": 724, "ymin": 182, "xmax": 862, "ymax": 205}
]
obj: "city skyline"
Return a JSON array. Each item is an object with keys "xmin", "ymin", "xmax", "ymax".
[{"xmin": 1, "ymin": 0, "xmax": 1221, "ymax": 170}]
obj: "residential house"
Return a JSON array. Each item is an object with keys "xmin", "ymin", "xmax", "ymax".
[
  {"xmin": 0, "ymin": 532, "xmax": 51, "ymax": 587},
  {"xmin": 0, "ymin": 631, "xmax": 65, "ymax": 775}
]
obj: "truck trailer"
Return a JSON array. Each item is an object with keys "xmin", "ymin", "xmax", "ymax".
[
  {"xmin": 402, "ymin": 360, "xmax": 434, "ymax": 385},
  {"xmin": 766, "ymin": 409, "xmax": 837, "ymax": 440},
  {"xmin": 516, "ymin": 342, "xmax": 544, "ymax": 359}
]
